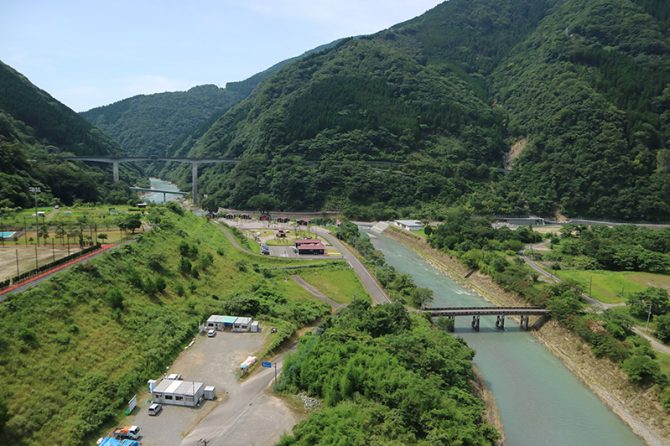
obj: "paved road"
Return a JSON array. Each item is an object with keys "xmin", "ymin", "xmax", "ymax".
[
  {"xmin": 180, "ymin": 357, "xmax": 294, "ymax": 446},
  {"xmin": 216, "ymin": 220, "xmax": 390, "ymax": 305},
  {"xmin": 632, "ymin": 327, "xmax": 670, "ymax": 356},
  {"xmin": 315, "ymin": 229, "xmax": 391, "ymax": 304}
]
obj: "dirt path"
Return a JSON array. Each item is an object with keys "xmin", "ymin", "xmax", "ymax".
[
  {"xmin": 386, "ymin": 228, "xmax": 669, "ymax": 446},
  {"xmin": 522, "ymin": 247, "xmax": 670, "ymax": 350},
  {"xmin": 291, "ymin": 275, "xmax": 344, "ymax": 310}
]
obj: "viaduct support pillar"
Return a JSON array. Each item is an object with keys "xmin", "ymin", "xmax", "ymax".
[
  {"xmin": 112, "ymin": 161, "xmax": 120, "ymax": 183},
  {"xmin": 471, "ymin": 315, "xmax": 480, "ymax": 331},
  {"xmin": 520, "ymin": 315, "xmax": 529, "ymax": 330},
  {"xmin": 495, "ymin": 315, "xmax": 505, "ymax": 330},
  {"xmin": 191, "ymin": 162, "xmax": 199, "ymax": 205}
]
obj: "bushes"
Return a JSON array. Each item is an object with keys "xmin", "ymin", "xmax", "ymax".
[
  {"xmin": 337, "ymin": 221, "xmax": 432, "ymax": 306},
  {"xmin": 278, "ymin": 304, "xmax": 497, "ymax": 445}
]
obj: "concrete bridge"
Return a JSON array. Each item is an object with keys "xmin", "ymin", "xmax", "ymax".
[
  {"xmin": 64, "ymin": 156, "xmax": 239, "ymax": 204},
  {"xmin": 129, "ymin": 187, "xmax": 188, "ymax": 202},
  {"xmin": 65, "ymin": 156, "xmax": 408, "ymax": 205},
  {"xmin": 423, "ymin": 306, "xmax": 549, "ymax": 331}
]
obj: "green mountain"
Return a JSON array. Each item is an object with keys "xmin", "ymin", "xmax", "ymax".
[
  {"xmin": 81, "ymin": 84, "xmax": 239, "ymax": 157},
  {"xmin": 0, "ymin": 61, "xmax": 134, "ymax": 207},
  {"xmin": 81, "ymin": 40, "xmax": 343, "ymax": 158},
  {"xmin": 182, "ymin": 0, "xmax": 670, "ymax": 221}
]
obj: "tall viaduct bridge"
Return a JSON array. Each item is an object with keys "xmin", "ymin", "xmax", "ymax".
[
  {"xmin": 64, "ymin": 156, "xmax": 240, "ymax": 204},
  {"xmin": 65, "ymin": 156, "xmax": 406, "ymax": 204}
]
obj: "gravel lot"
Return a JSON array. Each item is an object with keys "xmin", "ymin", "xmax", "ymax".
[{"xmin": 124, "ymin": 330, "xmax": 297, "ymax": 446}]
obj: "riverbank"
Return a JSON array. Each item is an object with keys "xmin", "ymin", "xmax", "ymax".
[{"xmin": 386, "ymin": 227, "xmax": 670, "ymax": 446}]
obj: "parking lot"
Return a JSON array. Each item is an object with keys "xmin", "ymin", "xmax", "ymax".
[{"xmin": 124, "ymin": 330, "xmax": 298, "ymax": 446}]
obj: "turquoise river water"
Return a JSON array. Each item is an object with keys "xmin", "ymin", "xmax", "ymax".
[
  {"xmin": 365, "ymin": 229, "xmax": 644, "ymax": 446},
  {"xmin": 143, "ymin": 177, "xmax": 182, "ymax": 203}
]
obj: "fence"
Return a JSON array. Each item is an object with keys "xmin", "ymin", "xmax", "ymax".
[{"xmin": 0, "ymin": 244, "xmax": 102, "ymax": 291}]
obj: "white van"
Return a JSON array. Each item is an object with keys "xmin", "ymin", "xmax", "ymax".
[{"xmin": 148, "ymin": 403, "xmax": 162, "ymax": 416}]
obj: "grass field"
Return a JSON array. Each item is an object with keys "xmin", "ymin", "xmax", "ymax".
[
  {"xmin": 298, "ymin": 264, "xmax": 370, "ymax": 304},
  {"xmin": 556, "ymin": 269, "xmax": 670, "ymax": 304}
]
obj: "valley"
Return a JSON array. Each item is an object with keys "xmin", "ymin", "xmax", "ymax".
[{"xmin": 2, "ymin": 0, "xmax": 670, "ymax": 445}]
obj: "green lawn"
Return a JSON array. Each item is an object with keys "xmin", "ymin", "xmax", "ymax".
[
  {"xmin": 298, "ymin": 264, "xmax": 370, "ymax": 305},
  {"xmin": 556, "ymin": 269, "xmax": 670, "ymax": 304}
]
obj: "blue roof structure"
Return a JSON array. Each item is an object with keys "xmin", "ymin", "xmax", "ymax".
[{"xmin": 98, "ymin": 438, "xmax": 141, "ymax": 446}]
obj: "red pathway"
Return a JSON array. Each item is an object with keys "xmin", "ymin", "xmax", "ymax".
[{"xmin": 0, "ymin": 244, "xmax": 115, "ymax": 297}]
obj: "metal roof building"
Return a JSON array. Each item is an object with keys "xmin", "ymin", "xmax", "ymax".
[
  {"xmin": 233, "ymin": 316, "xmax": 253, "ymax": 332},
  {"xmin": 394, "ymin": 220, "xmax": 424, "ymax": 231},
  {"xmin": 151, "ymin": 379, "xmax": 205, "ymax": 407},
  {"xmin": 207, "ymin": 315, "xmax": 238, "ymax": 330}
]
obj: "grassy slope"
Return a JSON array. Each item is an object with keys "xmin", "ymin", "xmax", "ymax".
[
  {"xmin": 297, "ymin": 264, "xmax": 370, "ymax": 305},
  {"xmin": 0, "ymin": 207, "xmax": 336, "ymax": 446},
  {"xmin": 556, "ymin": 269, "xmax": 670, "ymax": 303}
]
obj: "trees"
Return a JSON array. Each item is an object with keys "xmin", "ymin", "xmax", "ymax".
[
  {"xmin": 119, "ymin": 215, "xmax": 142, "ymax": 234},
  {"xmin": 622, "ymin": 353, "xmax": 663, "ymax": 385},
  {"xmin": 655, "ymin": 314, "xmax": 670, "ymax": 343},
  {"xmin": 627, "ymin": 287, "xmax": 670, "ymax": 319}
]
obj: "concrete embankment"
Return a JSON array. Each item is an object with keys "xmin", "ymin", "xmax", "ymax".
[{"xmin": 385, "ymin": 227, "xmax": 669, "ymax": 446}]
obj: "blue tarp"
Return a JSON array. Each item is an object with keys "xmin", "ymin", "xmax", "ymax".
[{"xmin": 98, "ymin": 438, "xmax": 140, "ymax": 446}]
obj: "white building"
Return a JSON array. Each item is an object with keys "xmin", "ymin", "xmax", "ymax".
[
  {"xmin": 151, "ymin": 379, "xmax": 204, "ymax": 407},
  {"xmin": 233, "ymin": 317, "xmax": 253, "ymax": 332},
  {"xmin": 394, "ymin": 220, "xmax": 424, "ymax": 231}
]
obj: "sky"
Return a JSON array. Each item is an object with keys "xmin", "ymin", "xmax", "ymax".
[{"xmin": 0, "ymin": 0, "xmax": 443, "ymax": 112}]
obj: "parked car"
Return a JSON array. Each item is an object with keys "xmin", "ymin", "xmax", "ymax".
[
  {"xmin": 113, "ymin": 425, "xmax": 140, "ymax": 440},
  {"xmin": 207, "ymin": 329, "xmax": 216, "ymax": 337},
  {"xmin": 148, "ymin": 403, "xmax": 162, "ymax": 416}
]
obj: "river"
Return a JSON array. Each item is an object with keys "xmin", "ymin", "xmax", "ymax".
[
  {"xmin": 365, "ymin": 229, "xmax": 643, "ymax": 446},
  {"xmin": 143, "ymin": 177, "xmax": 182, "ymax": 203}
]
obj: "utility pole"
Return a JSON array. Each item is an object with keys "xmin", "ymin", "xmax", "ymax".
[
  {"xmin": 645, "ymin": 303, "xmax": 653, "ymax": 329},
  {"xmin": 15, "ymin": 249, "xmax": 19, "ymax": 276},
  {"xmin": 29, "ymin": 186, "xmax": 40, "ymax": 247},
  {"xmin": 589, "ymin": 276, "xmax": 593, "ymax": 297}
]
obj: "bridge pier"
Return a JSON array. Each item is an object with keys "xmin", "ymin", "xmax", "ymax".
[
  {"xmin": 113, "ymin": 161, "xmax": 119, "ymax": 183},
  {"xmin": 191, "ymin": 162, "xmax": 198, "ymax": 204},
  {"xmin": 495, "ymin": 315, "xmax": 505, "ymax": 330},
  {"xmin": 520, "ymin": 315, "xmax": 529, "ymax": 330},
  {"xmin": 471, "ymin": 315, "xmax": 480, "ymax": 331}
]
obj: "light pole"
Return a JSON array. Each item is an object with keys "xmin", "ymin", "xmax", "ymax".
[{"xmin": 29, "ymin": 186, "xmax": 40, "ymax": 247}]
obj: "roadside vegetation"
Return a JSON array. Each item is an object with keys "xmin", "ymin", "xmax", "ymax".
[
  {"xmin": 0, "ymin": 205, "xmax": 336, "ymax": 446},
  {"xmin": 426, "ymin": 208, "xmax": 670, "ymax": 412},
  {"xmin": 277, "ymin": 300, "xmax": 498, "ymax": 445},
  {"xmin": 336, "ymin": 221, "xmax": 433, "ymax": 307}
]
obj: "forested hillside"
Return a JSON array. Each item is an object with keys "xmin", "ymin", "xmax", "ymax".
[
  {"xmin": 177, "ymin": 0, "xmax": 670, "ymax": 221},
  {"xmin": 0, "ymin": 61, "xmax": 135, "ymax": 207},
  {"xmin": 81, "ymin": 85, "xmax": 240, "ymax": 157},
  {"xmin": 81, "ymin": 40, "xmax": 343, "ymax": 158}
]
